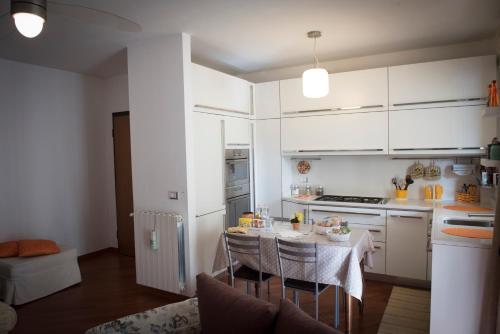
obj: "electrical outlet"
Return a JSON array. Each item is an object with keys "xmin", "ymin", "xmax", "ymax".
[{"xmin": 168, "ymin": 191, "xmax": 179, "ymax": 200}]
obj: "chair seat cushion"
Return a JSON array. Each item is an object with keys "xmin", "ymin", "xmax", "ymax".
[
  {"xmin": 196, "ymin": 273, "xmax": 278, "ymax": 334},
  {"xmin": 275, "ymin": 299, "xmax": 342, "ymax": 334},
  {"xmin": 284, "ymin": 278, "xmax": 329, "ymax": 293},
  {"xmin": 234, "ymin": 265, "xmax": 273, "ymax": 282}
]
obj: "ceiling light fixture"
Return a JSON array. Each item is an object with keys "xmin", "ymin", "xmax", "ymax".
[
  {"xmin": 302, "ymin": 31, "xmax": 329, "ymax": 98},
  {"xmin": 11, "ymin": 0, "xmax": 47, "ymax": 38}
]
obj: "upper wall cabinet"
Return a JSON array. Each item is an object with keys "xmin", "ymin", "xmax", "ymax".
[
  {"xmin": 389, "ymin": 105, "xmax": 496, "ymax": 155},
  {"xmin": 192, "ymin": 63, "xmax": 253, "ymax": 115},
  {"xmin": 389, "ymin": 56, "xmax": 497, "ymax": 110},
  {"xmin": 224, "ymin": 116, "xmax": 250, "ymax": 147},
  {"xmin": 280, "ymin": 67, "xmax": 388, "ymax": 115},
  {"xmin": 282, "ymin": 111, "xmax": 388, "ymax": 155},
  {"xmin": 254, "ymin": 81, "xmax": 280, "ymax": 119}
]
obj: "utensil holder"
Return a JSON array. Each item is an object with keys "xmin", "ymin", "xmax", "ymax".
[{"xmin": 395, "ymin": 189, "xmax": 408, "ymax": 200}]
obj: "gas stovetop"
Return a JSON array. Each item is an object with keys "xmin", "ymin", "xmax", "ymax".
[{"xmin": 314, "ymin": 195, "xmax": 386, "ymax": 205}]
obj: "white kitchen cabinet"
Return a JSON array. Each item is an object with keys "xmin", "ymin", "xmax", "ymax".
[
  {"xmin": 282, "ymin": 111, "xmax": 388, "ymax": 155},
  {"xmin": 386, "ymin": 210, "xmax": 429, "ymax": 280},
  {"xmin": 224, "ymin": 116, "xmax": 250, "ymax": 147},
  {"xmin": 330, "ymin": 67, "xmax": 388, "ymax": 112},
  {"xmin": 389, "ymin": 105, "xmax": 496, "ymax": 155},
  {"xmin": 280, "ymin": 77, "xmax": 334, "ymax": 114},
  {"xmin": 389, "ymin": 55, "xmax": 497, "ymax": 110},
  {"xmin": 282, "ymin": 200, "xmax": 309, "ymax": 222},
  {"xmin": 192, "ymin": 63, "xmax": 252, "ymax": 114},
  {"xmin": 254, "ymin": 81, "xmax": 280, "ymax": 119},
  {"xmin": 193, "ymin": 112, "xmax": 225, "ymax": 216},
  {"xmin": 254, "ymin": 119, "xmax": 282, "ymax": 217},
  {"xmin": 280, "ymin": 67, "xmax": 388, "ymax": 115},
  {"xmin": 194, "ymin": 210, "xmax": 225, "ymax": 275},
  {"xmin": 366, "ymin": 242, "xmax": 386, "ymax": 275}
]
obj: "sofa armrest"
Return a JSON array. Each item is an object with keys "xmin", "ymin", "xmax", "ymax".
[{"xmin": 85, "ymin": 298, "xmax": 200, "ymax": 334}]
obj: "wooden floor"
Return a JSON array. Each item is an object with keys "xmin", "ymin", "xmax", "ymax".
[{"xmin": 11, "ymin": 249, "xmax": 394, "ymax": 334}]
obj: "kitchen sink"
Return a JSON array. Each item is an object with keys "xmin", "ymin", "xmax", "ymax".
[{"xmin": 443, "ymin": 219, "xmax": 494, "ymax": 228}]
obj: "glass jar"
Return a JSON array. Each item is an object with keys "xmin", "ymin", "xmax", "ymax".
[
  {"xmin": 290, "ymin": 184, "xmax": 299, "ymax": 196},
  {"xmin": 315, "ymin": 185, "xmax": 324, "ymax": 196}
]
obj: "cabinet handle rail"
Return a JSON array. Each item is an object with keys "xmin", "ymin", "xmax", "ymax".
[
  {"xmin": 391, "ymin": 97, "xmax": 485, "ymax": 107},
  {"xmin": 389, "ymin": 215, "xmax": 423, "ymax": 219},
  {"xmin": 283, "ymin": 104, "xmax": 385, "ymax": 115},
  {"xmin": 311, "ymin": 209, "xmax": 382, "ymax": 216},
  {"xmin": 195, "ymin": 104, "xmax": 249, "ymax": 115}
]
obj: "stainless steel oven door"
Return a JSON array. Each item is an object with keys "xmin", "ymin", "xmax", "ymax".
[
  {"xmin": 225, "ymin": 183, "xmax": 250, "ymax": 200},
  {"xmin": 226, "ymin": 194, "xmax": 251, "ymax": 229},
  {"xmin": 225, "ymin": 158, "xmax": 249, "ymax": 188}
]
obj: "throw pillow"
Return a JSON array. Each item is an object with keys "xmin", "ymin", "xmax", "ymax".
[
  {"xmin": 0, "ymin": 241, "xmax": 19, "ymax": 258},
  {"xmin": 275, "ymin": 299, "xmax": 342, "ymax": 334},
  {"xmin": 18, "ymin": 240, "xmax": 60, "ymax": 257},
  {"xmin": 196, "ymin": 273, "xmax": 278, "ymax": 334}
]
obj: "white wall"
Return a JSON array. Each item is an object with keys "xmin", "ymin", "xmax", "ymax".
[
  {"xmin": 0, "ymin": 58, "xmax": 117, "ymax": 255},
  {"xmin": 241, "ymin": 38, "xmax": 499, "ymax": 83},
  {"xmin": 283, "ymin": 156, "xmax": 477, "ymax": 201},
  {"xmin": 127, "ymin": 34, "xmax": 197, "ymax": 295}
]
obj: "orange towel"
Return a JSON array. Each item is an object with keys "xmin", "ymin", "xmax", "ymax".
[
  {"xmin": 443, "ymin": 205, "xmax": 493, "ymax": 212},
  {"xmin": 442, "ymin": 228, "xmax": 493, "ymax": 239}
]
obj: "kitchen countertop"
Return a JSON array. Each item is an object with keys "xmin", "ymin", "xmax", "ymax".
[
  {"xmin": 282, "ymin": 195, "xmax": 451, "ymax": 211},
  {"xmin": 431, "ymin": 206, "xmax": 495, "ymax": 249}
]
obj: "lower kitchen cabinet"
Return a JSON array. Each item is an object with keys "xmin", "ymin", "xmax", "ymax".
[
  {"xmin": 386, "ymin": 210, "xmax": 429, "ymax": 280},
  {"xmin": 366, "ymin": 242, "xmax": 386, "ymax": 274},
  {"xmin": 194, "ymin": 210, "xmax": 225, "ymax": 275}
]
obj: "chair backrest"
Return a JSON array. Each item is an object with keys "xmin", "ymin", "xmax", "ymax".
[
  {"xmin": 275, "ymin": 238, "xmax": 320, "ymax": 293},
  {"xmin": 223, "ymin": 232, "xmax": 263, "ymax": 282}
]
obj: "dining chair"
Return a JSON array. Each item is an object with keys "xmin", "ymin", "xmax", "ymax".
[
  {"xmin": 275, "ymin": 238, "xmax": 330, "ymax": 320},
  {"xmin": 223, "ymin": 232, "xmax": 273, "ymax": 299}
]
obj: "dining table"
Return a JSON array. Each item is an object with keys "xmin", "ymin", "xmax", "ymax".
[{"xmin": 212, "ymin": 222, "xmax": 375, "ymax": 333}]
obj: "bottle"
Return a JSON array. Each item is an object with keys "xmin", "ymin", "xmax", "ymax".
[{"xmin": 492, "ymin": 80, "xmax": 498, "ymax": 107}]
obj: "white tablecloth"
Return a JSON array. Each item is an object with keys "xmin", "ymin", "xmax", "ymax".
[{"xmin": 213, "ymin": 223, "xmax": 375, "ymax": 301}]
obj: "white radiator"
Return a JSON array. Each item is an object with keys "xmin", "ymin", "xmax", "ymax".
[{"xmin": 133, "ymin": 210, "xmax": 185, "ymax": 294}]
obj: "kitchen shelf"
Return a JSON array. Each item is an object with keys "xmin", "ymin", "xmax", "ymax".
[
  {"xmin": 480, "ymin": 158, "xmax": 500, "ymax": 168},
  {"xmin": 482, "ymin": 106, "xmax": 500, "ymax": 117}
]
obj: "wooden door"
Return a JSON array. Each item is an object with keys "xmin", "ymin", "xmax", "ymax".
[{"xmin": 113, "ymin": 112, "xmax": 135, "ymax": 256}]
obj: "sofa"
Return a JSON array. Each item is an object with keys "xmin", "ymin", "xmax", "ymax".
[
  {"xmin": 86, "ymin": 273, "xmax": 342, "ymax": 334},
  {"xmin": 0, "ymin": 246, "xmax": 81, "ymax": 305}
]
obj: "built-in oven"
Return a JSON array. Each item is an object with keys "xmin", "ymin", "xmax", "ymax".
[
  {"xmin": 225, "ymin": 149, "xmax": 250, "ymax": 228},
  {"xmin": 225, "ymin": 149, "xmax": 250, "ymax": 189}
]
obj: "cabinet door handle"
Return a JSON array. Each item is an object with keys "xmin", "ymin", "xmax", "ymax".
[
  {"xmin": 374, "ymin": 245, "xmax": 382, "ymax": 250},
  {"xmin": 194, "ymin": 104, "xmax": 249, "ymax": 115},
  {"xmin": 368, "ymin": 229, "xmax": 382, "ymax": 233},
  {"xmin": 392, "ymin": 147, "xmax": 484, "ymax": 151},
  {"xmin": 312, "ymin": 209, "xmax": 381, "ymax": 217},
  {"xmin": 390, "ymin": 215, "xmax": 423, "ymax": 219},
  {"xmin": 391, "ymin": 97, "xmax": 485, "ymax": 107}
]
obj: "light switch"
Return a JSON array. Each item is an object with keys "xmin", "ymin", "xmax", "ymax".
[{"xmin": 168, "ymin": 191, "xmax": 179, "ymax": 200}]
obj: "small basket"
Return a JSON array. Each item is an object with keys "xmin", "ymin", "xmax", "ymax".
[
  {"xmin": 455, "ymin": 191, "xmax": 479, "ymax": 203},
  {"xmin": 313, "ymin": 225, "xmax": 334, "ymax": 235},
  {"xmin": 328, "ymin": 232, "xmax": 351, "ymax": 242}
]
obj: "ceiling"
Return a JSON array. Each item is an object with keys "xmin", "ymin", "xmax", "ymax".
[{"xmin": 0, "ymin": 0, "xmax": 499, "ymax": 78}]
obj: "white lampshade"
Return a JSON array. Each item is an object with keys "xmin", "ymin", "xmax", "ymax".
[
  {"xmin": 302, "ymin": 67, "xmax": 329, "ymax": 98},
  {"xmin": 13, "ymin": 12, "xmax": 45, "ymax": 38}
]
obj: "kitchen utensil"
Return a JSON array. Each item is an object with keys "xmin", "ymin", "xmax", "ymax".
[
  {"xmin": 404, "ymin": 175, "xmax": 414, "ymax": 190},
  {"xmin": 391, "ymin": 177, "xmax": 398, "ymax": 189}
]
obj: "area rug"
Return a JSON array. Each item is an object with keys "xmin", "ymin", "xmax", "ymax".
[{"xmin": 377, "ymin": 286, "xmax": 430, "ymax": 334}]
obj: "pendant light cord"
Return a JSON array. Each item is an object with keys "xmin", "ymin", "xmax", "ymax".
[{"xmin": 313, "ymin": 37, "xmax": 319, "ymax": 68}]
